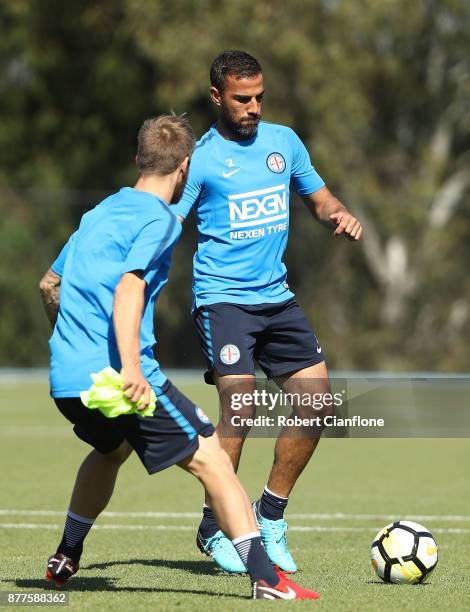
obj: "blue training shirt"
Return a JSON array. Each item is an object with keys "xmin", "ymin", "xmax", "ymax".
[
  {"xmin": 49, "ymin": 187, "xmax": 181, "ymax": 397},
  {"xmin": 172, "ymin": 121, "xmax": 325, "ymax": 308}
]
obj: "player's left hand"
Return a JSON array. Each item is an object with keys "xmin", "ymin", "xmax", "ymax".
[{"xmin": 329, "ymin": 211, "xmax": 362, "ymax": 241}]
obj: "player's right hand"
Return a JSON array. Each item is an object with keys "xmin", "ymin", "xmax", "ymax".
[{"xmin": 121, "ymin": 366, "xmax": 152, "ymax": 410}]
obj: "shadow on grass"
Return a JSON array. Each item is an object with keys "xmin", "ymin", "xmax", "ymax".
[
  {"xmin": 84, "ymin": 558, "xmax": 220, "ymax": 576},
  {"xmin": 11, "ymin": 577, "xmax": 246, "ymax": 599},
  {"xmin": 365, "ymin": 579, "xmax": 430, "ymax": 586}
]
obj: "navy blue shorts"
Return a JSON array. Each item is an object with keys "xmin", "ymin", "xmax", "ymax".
[
  {"xmin": 54, "ymin": 380, "xmax": 214, "ymax": 474},
  {"xmin": 194, "ymin": 299, "xmax": 324, "ymax": 384}
]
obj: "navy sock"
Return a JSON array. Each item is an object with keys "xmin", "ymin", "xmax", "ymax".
[
  {"xmin": 259, "ymin": 486, "xmax": 288, "ymax": 521},
  {"xmin": 232, "ymin": 532, "xmax": 278, "ymax": 586},
  {"xmin": 57, "ymin": 511, "xmax": 94, "ymax": 562},
  {"xmin": 198, "ymin": 505, "xmax": 219, "ymax": 539}
]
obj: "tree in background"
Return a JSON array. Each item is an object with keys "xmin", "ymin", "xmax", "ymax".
[
  {"xmin": 1, "ymin": 0, "xmax": 469, "ymax": 370},
  {"xmin": 0, "ymin": 0, "xmax": 158, "ymax": 364},
  {"xmin": 125, "ymin": 0, "xmax": 470, "ymax": 370}
]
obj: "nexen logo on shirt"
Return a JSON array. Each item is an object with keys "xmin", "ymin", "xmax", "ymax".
[{"xmin": 228, "ymin": 184, "xmax": 287, "ymax": 229}]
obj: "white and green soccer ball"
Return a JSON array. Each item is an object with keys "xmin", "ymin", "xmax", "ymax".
[{"xmin": 370, "ymin": 521, "xmax": 438, "ymax": 584}]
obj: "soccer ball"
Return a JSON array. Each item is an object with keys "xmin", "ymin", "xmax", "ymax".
[{"xmin": 370, "ymin": 521, "xmax": 438, "ymax": 584}]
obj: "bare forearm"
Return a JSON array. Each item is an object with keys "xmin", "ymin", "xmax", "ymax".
[
  {"xmin": 303, "ymin": 186, "xmax": 363, "ymax": 240},
  {"xmin": 304, "ymin": 189, "xmax": 347, "ymax": 227},
  {"xmin": 113, "ymin": 273, "xmax": 145, "ymax": 369},
  {"xmin": 39, "ymin": 268, "xmax": 61, "ymax": 328},
  {"xmin": 315, "ymin": 194, "xmax": 348, "ymax": 227},
  {"xmin": 113, "ymin": 272, "xmax": 151, "ymax": 407}
]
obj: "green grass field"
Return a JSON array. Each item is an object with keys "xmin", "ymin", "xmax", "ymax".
[{"xmin": 1, "ymin": 379, "xmax": 470, "ymax": 611}]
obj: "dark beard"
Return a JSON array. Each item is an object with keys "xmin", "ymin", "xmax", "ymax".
[{"xmin": 220, "ymin": 105, "xmax": 260, "ymax": 140}]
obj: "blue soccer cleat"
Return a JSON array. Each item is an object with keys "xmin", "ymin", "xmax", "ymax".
[
  {"xmin": 253, "ymin": 501, "xmax": 298, "ymax": 573},
  {"xmin": 196, "ymin": 529, "xmax": 246, "ymax": 573}
]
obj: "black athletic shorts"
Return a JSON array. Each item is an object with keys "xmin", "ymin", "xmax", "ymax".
[
  {"xmin": 54, "ymin": 379, "xmax": 214, "ymax": 474},
  {"xmin": 194, "ymin": 298, "xmax": 325, "ymax": 384}
]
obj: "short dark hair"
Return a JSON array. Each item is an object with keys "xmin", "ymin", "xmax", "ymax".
[
  {"xmin": 136, "ymin": 115, "xmax": 195, "ymax": 176},
  {"xmin": 210, "ymin": 50, "xmax": 262, "ymax": 92}
]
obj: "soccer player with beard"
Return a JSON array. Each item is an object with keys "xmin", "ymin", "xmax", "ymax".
[
  {"xmin": 172, "ymin": 51, "xmax": 363, "ymax": 573},
  {"xmin": 39, "ymin": 115, "xmax": 320, "ymax": 600}
]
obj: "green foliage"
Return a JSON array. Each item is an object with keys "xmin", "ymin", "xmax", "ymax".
[{"xmin": 0, "ymin": 0, "xmax": 469, "ymax": 369}]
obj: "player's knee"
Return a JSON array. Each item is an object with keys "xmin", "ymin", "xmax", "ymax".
[
  {"xmin": 290, "ymin": 398, "xmax": 334, "ymax": 436},
  {"xmin": 316, "ymin": 400, "xmax": 335, "ymax": 422},
  {"xmin": 294, "ymin": 390, "xmax": 335, "ymax": 422},
  {"xmin": 188, "ymin": 439, "xmax": 234, "ymax": 480},
  {"xmin": 304, "ymin": 402, "xmax": 334, "ymax": 434},
  {"xmin": 218, "ymin": 400, "xmax": 255, "ymax": 440},
  {"xmin": 218, "ymin": 380, "xmax": 257, "ymax": 419},
  {"xmin": 223, "ymin": 399, "xmax": 256, "ymax": 420},
  {"xmin": 99, "ymin": 441, "xmax": 132, "ymax": 466}
]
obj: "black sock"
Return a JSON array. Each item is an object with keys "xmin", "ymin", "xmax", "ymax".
[
  {"xmin": 259, "ymin": 486, "xmax": 288, "ymax": 521},
  {"xmin": 57, "ymin": 511, "xmax": 94, "ymax": 562},
  {"xmin": 232, "ymin": 532, "xmax": 278, "ymax": 586},
  {"xmin": 198, "ymin": 505, "xmax": 219, "ymax": 539}
]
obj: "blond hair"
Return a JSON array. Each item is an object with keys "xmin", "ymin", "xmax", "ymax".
[{"xmin": 136, "ymin": 115, "xmax": 195, "ymax": 175}]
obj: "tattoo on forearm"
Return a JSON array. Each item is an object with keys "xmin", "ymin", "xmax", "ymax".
[{"xmin": 39, "ymin": 269, "xmax": 61, "ymax": 327}]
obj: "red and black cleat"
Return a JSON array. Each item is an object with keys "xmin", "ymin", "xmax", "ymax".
[
  {"xmin": 46, "ymin": 554, "xmax": 79, "ymax": 587},
  {"xmin": 253, "ymin": 566, "xmax": 320, "ymax": 600}
]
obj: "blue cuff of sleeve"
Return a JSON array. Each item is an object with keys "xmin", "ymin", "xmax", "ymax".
[
  {"xmin": 50, "ymin": 262, "xmax": 63, "ymax": 276},
  {"xmin": 296, "ymin": 179, "xmax": 325, "ymax": 196}
]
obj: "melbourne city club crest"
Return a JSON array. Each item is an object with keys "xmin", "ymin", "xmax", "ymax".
[
  {"xmin": 266, "ymin": 152, "xmax": 286, "ymax": 174},
  {"xmin": 219, "ymin": 344, "xmax": 241, "ymax": 365},
  {"xmin": 196, "ymin": 406, "xmax": 211, "ymax": 424}
]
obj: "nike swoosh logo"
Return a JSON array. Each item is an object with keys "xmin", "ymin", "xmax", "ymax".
[
  {"xmin": 222, "ymin": 168, "xmax": 241, "ymax": 178},
  {"xmin": 257, "ymin": 585, "xmax": 296, "ymax": 600}
]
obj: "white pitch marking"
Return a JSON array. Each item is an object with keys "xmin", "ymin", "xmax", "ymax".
[
  {"xmin": 0, "ymin": 510, "xmax": 201, "ymax": 518},
  {"xmin": 0, "ymin": 523, "xmax": 61, "ymax": 530},
  {"xmin": 289, "ymin": 512, "xmax": 470, "ymax": 522},
  {"xmin": 1, "ymin": 523, "xmax": 470, "ymax": 534},
  {"xmin": 0, "ymin": 523, "xmax": 192, "ymax": 531},
  {"xmin": 2, "ymin": 510, "xmax": 470, "ymax": 522}
]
